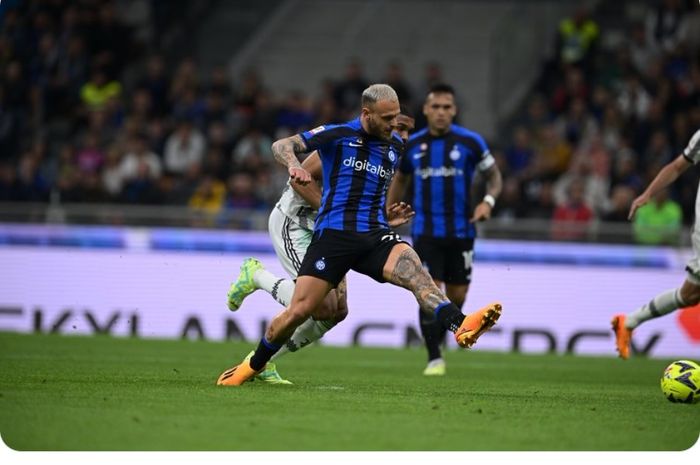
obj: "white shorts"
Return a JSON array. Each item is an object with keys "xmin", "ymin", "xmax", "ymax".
[{"xmin": 269, "ymin": 206, "xmax": 313, "ymax": 278}]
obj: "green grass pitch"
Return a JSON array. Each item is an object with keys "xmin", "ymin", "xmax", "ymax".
[{"xmin": 0, "ymin": 332, "xmax": 698, "ymax": 451}]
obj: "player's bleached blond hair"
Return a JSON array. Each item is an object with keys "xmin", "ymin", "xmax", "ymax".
[{"xmin": 361, "ymin": 84, "xmax": 399, "ymax": 107}]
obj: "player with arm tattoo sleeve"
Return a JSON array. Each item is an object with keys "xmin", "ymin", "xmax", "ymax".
[
  {"xmin": 217, "ymin": 84, "xmax": 502, "ymax": 387},
  {"xmin": 223, "ymin": 113, "xmax": 416, "ymax": 384}
]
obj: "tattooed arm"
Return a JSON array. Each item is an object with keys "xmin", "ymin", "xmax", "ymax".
[
  {"xmin": 271, "ymin": 134, "xmax": 312, "ymax": 185},
  {"xmin": 471, "ymin": 163, "xmax": 502, "ymax": 223}
]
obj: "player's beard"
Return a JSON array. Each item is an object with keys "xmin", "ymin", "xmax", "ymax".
[{"xmin": 368, "ymin": 115, "xmax": 391, "ymax": 140}]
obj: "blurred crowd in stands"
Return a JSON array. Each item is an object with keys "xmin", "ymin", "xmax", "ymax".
[
  {"xmin": 493, "ymin": 0, "xmax": 700, "ymax": 245},
  {"xmin": 1, "ymin": 0, "xmax": 700, "ymax": 244}
]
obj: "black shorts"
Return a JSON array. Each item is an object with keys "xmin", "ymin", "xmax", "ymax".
[
  {"xmin": 298, "ymin": 228, "xmax": 409, "ymax": 287},
  {"xmin": 413, "ymin": 235, "xmax": 475, "ymax": 284}
]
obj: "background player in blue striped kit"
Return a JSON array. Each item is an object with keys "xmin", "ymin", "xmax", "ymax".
[
  {"xmin": 388, "ymin": 84, "xmax": 503, "ymax": 376},
  {"xmin": 216, "ymin": 84, "xmax": 503, "ymax": 386}
]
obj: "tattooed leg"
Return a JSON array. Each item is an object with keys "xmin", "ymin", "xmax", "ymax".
[{"xmin": 383, "ymin": 243, "xmax": 449, "ymax": 313}]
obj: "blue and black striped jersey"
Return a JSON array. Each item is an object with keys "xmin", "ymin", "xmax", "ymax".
[
  {"xmin": 301, "ymin": 118, "xmax": 404, "ymax": 233},
  {"xmin": 399, "ymin": 124, "xmax": 495, "ymax": 239}
]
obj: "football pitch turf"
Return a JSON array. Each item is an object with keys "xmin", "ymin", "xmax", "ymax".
[{"xmin": 0, "ymin": 332, "xmax": 698, "ymax": 451}]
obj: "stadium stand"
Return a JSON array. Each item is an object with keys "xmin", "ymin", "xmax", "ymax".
[{"xmin": 0, "ymin": 0, "xmax": 699, "ymax": 245}]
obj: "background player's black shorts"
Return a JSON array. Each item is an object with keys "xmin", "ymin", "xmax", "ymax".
[
  {"xmin": 413, "ymin": 235, "xmax": 475, "ymax": 284},
  {"xmin": 298, "ymin": 228, "xmax": 409, "ymax": 287}
]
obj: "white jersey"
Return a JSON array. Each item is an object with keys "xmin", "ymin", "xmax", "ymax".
[
  {"xmin": 682, "ymin": 129, "xmax": 700, "ymax": 283},
  {"xmin": 683, "ymin": 129, "xmax": 700, "ymax": 164},
  {"xmin": 274, "ymin": 180, "xmax": 318, "ymax": 231},
  {"xmin": 684, "ymin": 129, "xmax": 700, "ymax": 221}
]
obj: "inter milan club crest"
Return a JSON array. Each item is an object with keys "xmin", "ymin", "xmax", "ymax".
[
  {"xmin": 388, "ymin": 149, "xmax": 396, "ymax": 162},
  {"xmin": 450, "ymin": 145, "xmax": 461, "ymax": 161},
  {"xmin": 315, "ymin": 258, "xmax": 326, "ymax": 271}
]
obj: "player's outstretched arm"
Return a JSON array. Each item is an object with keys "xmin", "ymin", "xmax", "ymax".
[
  {"xmin": 272, "ymin": 134, "xmax": 312, "ymax": 185},
  {"xmin": 471, "ymin": 163, "xmax": 502, "ymax": 223},
  {"xmin": 628, "ymin": 154, "xmax": 692, "ymax": 220},
  {"xmin": 290, "ymin": 151, "xmax": 323, "ymax": 209}
]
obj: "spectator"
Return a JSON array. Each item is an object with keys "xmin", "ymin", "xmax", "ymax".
[
  {"xmin": 207, "ymin": 66, "xmax": 232, "ymax": 103},
  {"xmin": 164, "ymin": 118, "xmax": 206, "ymax": 176},
  {"xmin": 137, "ymin": 54, "xmax": 169, "ymax": 116},
  {"xmin": 643, "ymin": 129, "xmax": 674, "ymax": 167},
  {"xmin": 75, "ymin": 132, "xmax": 105, "ymax": 175},
  {"xmin": 533, "ymin": 123, "xmax": 573, "ymax": 178},
  {"xmin": 628, "ymin": 22, "xmax": 658, "ymax": 75},
  {"xmin": 554, "ymin": 97, "xmax": 599, "ymax": 146},
  {"xmin": 492, "ymin": 178, "xmax": 526, "ymax": 221},
  {"xmin": 188, "ymin": 173, "xmax": 226, "ymax": 217},
  {"xmin": 231, "ymin": 126, "xmax": 272, "ymax": 166},
  {"xmin": 610, "ymin": 150, "xmax": 643, "ymax": 193},
  {"xmin": 505, "ymin": 126, "xmax": 535, "ymax": 176},
  {"xmin": 169, "ymin": 57, "xmax": 199, "ymax": 105},
  {"xmin": 234, "ymin": 68, "xmax": 263, "ymax": 116},
  {"xmin": 2, "ymin": 60, "xmax": 30, "ymax": 114},
  {"xmin": 333, "ymin": 59, "xmax": 369, "ymax": 119},
  {"xmin": 555, "ymin": 6, "xmax": 599, "ymax": 73},
  {"xmin": 616, "ymin": 72, "xmax": 652, "ymax": 121},
  {"xmin": 119, "ymin": 133, "xmax": 161, "ymax": 184},
  {"xmin": 101, "ymin": 145, "xmax": 124, "ymax": 199},
  {"xmin": 603, "ymin": 185, "xmax": 636, "ymax": 222},
  {"xmin": 633, "ymin": 188, "xmax": 682, "ymax": 245},
  {"xmin": 172, "ymin": 85, "xmax": 206, "ymax": 127},
  {"xmin": 80, "ymin": 67, "xmax": 121, "ymax": 111},
  {"xmin": 551, "ymin": 67, "xmax": 589, "ymax": 114},
  {"xmin": 551, "ymin": 177, "xmax": 594, "ymax": 241},
  {"xmin": 645, "ymin": 0, "xmax": 688, "ymax": 54},
  {"xmin": 248, "ymin": 89, "xmax": 279, "ymax": 137},
  {"xmin": 553, "ymin": 153, "xmax": 608, "ymax": 217},
  {"xmin": 201, "ymin": 90, "xmax": 228, "ymax": 130},
  {"xmin": 525, "ymin": 180, "xmax": 556, "ymax": 219},
  {"xmin": 120, "ymin": 159, "xmax": 160, "ymax": 204},
  {"xmin": 276, "ymin": 90, "xmax": 314, "ymax": 133},
  {"xmin": 384, "ymin": 61, "xmax": 413, "ymax": 108},
  {"xmin": 16, "ymin": 151, "xmax": 49, "ymax": 202},
  {"xmin": 0, "ymin": 162, "xmax": 21, "ymax": 201},
  {"xmin": 224, "ymin": 172, "xmax": 265, "ymax": 210}
]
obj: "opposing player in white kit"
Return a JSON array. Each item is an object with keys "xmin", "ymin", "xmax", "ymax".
[
  {"xmin": 225, "ymin": 112, "xmax": 416, "ymax": 383},
  {"xmin": 612, "ymin": 129, "xmax": 700, "ymax": 359}
]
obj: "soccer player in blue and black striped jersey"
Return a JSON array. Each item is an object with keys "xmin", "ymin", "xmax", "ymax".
[
  {"xmin": 387, "ymin": 83, "xmax": 503, "ymax": 376},
  {"xmin": 217, "ymin": 84, "xmax": 503, "ymax": 386}
]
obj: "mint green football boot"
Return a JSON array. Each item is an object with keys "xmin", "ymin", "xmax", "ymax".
[
  {"xmin": 226, "ymin": 258, "xmax": 263, "ymax": 311},
  {"xmin": 243, "ymin": 351, "xmax": 293, "ymax": 385}
]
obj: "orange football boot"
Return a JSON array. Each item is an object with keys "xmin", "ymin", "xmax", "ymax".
[
  {"xmin": 216, "ymin": 358, "xmax": 261, "ymax": 386},
  {"xmin": 611, "ymin": 314, "xmax": 633, "ymax": 360},
  {"xmin": 455, "ymin": 302, "xmax": 502, "ymax": 348}
]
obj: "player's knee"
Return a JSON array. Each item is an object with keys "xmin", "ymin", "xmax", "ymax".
[
  {"xmin": 333, "ymin": 304, "xmax": 348, "ymax": 323},
  {"xmin": 314, "ymin": 297, "xmax": 346, "ymax": 322},
  {"xmin": 287, "ymin": 302, "xmax": 314, "ymax": 324},
  {"xmin": 681, "ymin": 283, "xmax": 700, "ymax": 306}
]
